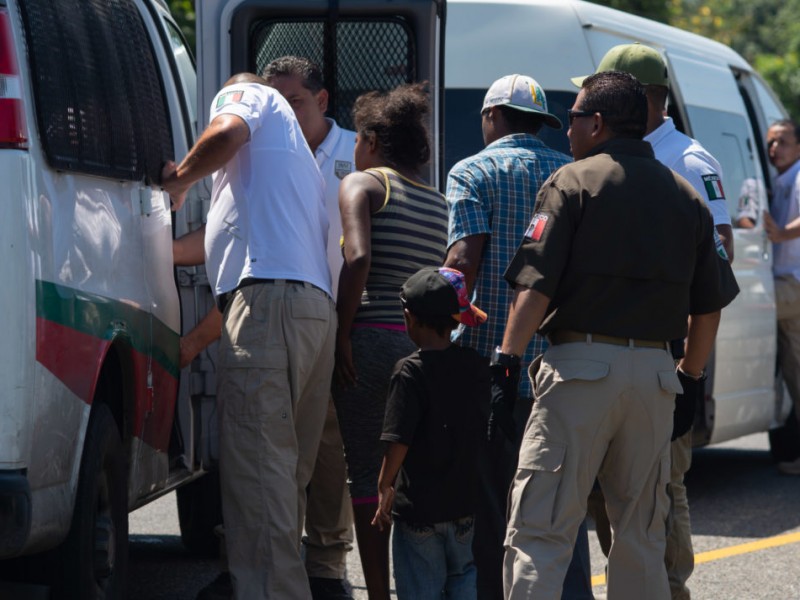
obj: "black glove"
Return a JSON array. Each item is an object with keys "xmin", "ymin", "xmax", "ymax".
[
  {"xmin": 672, "ymin": 368, "xmax": 706, "ymax": 441},
  {"xmin": 488, "ymin": 362, "xmax": 521, "ymax": 443}
]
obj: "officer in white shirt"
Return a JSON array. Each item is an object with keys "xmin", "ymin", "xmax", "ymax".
[
  {"xmin": 264, "ymin": 56, "xmax": 357, "ymax": 600},
  {"xmin": 163, "ymin": 72, "xmax": 336, "ymax": 600},
  {"xmin": 174, "ymin": 60, "xmax": 358, "ymax": 600}
]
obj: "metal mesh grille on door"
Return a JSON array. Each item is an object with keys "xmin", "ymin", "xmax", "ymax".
[{"xmin": 251, "ymin": 18, "xmax": 415, "ymax": 130}]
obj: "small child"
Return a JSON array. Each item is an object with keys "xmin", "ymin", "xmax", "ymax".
[{"xmin": 372, "ymin": 266, "xmax": 491, "ymax": 600}]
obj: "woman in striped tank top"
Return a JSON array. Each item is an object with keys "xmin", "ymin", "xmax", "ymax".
[{"xmin": 333, "ymin": 83, "xmax": 448, "ymax": 599}]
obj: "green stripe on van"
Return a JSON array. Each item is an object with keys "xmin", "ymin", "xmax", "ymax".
[{"xmin": 36, "ymin": 280, "xmax": 180, "ymax": 378}]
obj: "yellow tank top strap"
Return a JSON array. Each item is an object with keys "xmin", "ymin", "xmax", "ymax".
[{"xmin": 365, "ymin": 167, "xmax": 392, "ymax": 211}]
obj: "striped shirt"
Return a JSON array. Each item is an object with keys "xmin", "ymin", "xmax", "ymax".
[
  {"xmin": 447, "ymin": 134, "xmax": 571, "ymax": 398},
  {"xmin": 353, "ymin": 167, "xmax": 448, "ymax": 325}
]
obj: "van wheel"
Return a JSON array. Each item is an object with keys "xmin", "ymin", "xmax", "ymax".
[
  {"xmin": 769, "ymin": 407, "xmax": 800, "ymax": 463},
  {"xmin": 176, "ymin": 471, "xmax": 222, "ymax": 557},
  {"xmin": 57, "ymin": 403, "xmax": 128, "ymax": 599}
]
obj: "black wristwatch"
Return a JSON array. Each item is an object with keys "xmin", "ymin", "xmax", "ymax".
[{"xmin": 490, "ymin": 346, "xmax": 521, "ymax": 368}]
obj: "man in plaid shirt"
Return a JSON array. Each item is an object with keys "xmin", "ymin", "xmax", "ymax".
[{"xmin": 444, "ymin": 74, "xmax": 590, "ymax": 599}]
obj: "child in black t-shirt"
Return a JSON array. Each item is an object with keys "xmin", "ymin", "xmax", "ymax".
[{"xmin": 371, "ymin": 267, "xmax": 490, "ymax": 600}]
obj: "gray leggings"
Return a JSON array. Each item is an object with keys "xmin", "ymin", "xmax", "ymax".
[{"xmin": 332, "ymin": 326, "xmax": 416, "ymax": 500}]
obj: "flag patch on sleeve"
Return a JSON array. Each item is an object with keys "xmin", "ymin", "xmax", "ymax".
[
  {"xmin": 524, "ymin": 213, "xmax": 549, "ymax": 241},
  {"xmin": 216, "ymin": 90, "xmax": 244, "ymax": 109},
  {"xmin": 702, "ymin": 174, "xmax": 726, "ymax": 200}
]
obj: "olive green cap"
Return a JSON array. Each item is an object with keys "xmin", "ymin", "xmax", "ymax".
[{"xmin": 571, "ymin": 43, "xmax": 669, "ymax": 88}]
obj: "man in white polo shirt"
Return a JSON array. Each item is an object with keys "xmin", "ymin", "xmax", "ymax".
[
  {"xmin": 163, "ymin": 72, "xmax": 336, "ymax": 600},
  {"xmin": 264, "ymin": 56, "xmax": 357, "ymax": 600}
]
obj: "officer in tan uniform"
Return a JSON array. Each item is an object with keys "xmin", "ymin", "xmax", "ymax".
[{"xmin": 495, "ymin": 72, "xmax": 739, "ymax": 599}]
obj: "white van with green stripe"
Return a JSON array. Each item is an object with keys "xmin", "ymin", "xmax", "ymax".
[{"xmin": 0, "ymin": 0, "xmax": 218, "ymax": 595}]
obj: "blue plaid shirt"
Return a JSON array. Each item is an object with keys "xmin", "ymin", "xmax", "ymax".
[{"xmin": 447, "ymin": 134, "xmax": 571, "ymax": 398}]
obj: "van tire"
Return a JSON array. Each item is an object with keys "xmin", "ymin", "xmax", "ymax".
[
  {"xmin": 769, "ymin": 407, "xmax": 800, "ymax": 463},
  {"xmin": 176, "ymin": 471, "xmax": 222, "ymax": 557},
  {"xmin": 57, "ymin": 403, "xmax": 128, "ymax": 599}
]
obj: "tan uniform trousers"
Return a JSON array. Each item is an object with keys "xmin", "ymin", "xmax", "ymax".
[
  {"xmin": 775, "ymin": 276, "xmax": 800, "ymax": 428},
  {"xmin": 504, "ymin": 341, "xmax": 677, "ymax": 600},
  {"xmin": 304, "ymin": 397, "xmax": 354, "ymax": 579},
  {"xmin": 588, "ymin": 429, "xmax": 695, "ymax": 600},
  {"xmin": 218, "ymin": 281, "xmax": 337, "ymax": 600}
]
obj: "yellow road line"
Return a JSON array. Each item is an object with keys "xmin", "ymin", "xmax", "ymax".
[{"xmin": 591, "ymin": 531, "xmax": 800, "ymax": 587}]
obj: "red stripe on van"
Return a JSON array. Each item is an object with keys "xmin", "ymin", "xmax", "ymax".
[
  {"xmin": 36, "ymin": 316, "xmax": 109, "ymax": 405},
  {"xmin": 36, "ymin": 317, "xmax": 178, "ymax": 452}
]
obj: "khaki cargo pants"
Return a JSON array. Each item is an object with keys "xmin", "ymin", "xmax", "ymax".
[
  {"xmin": 304, "ymin": 397, "xmax": 354, "ymax": 579},
  {"xmin": 217, "ymin": 281, "xmax": 336, "ymax": 600},
  {"xmin": 775, "ymin": 275, "xmax": 800, "ymax": 428},
  {"xmin": 504, "ymin": 341, "xmax": 677, "ymax": 600}
]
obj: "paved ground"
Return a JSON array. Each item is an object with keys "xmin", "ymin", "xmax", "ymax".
[{"xmin": 129, "ymin": 432, "xmax": 800, "ymax": 599}]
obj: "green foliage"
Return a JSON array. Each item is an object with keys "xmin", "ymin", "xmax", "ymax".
[
  {"xmin": 754, "ymin": 53, "xmax": 800, "ymax": 119},
  {"xmin": 594, "ymin": 0, "xmax": 800, "ymax": 120},
  {"xmin": 167, "ymin": 0, "xmax": 196, "ymax": 54}
]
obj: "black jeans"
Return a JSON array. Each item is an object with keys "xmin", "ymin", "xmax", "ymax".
[{"xmin": 473, "ymin": 396, "xmax": 594, "ymax": 600}]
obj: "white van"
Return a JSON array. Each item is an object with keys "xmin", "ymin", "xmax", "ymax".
[
  {"xmin": 443, "ymin": 0, "xmax": 792, "ymax": 451},
  {"xmin": 0, "ymin": 0, "xmax": 218, "ymax": 596},
  {"xmin": 2, "ymin": 0, "xmax": 792, "ymax": 595},
  {"xmin": 196, "ymin": 0, "xmax": 794, "ymax": 455}
]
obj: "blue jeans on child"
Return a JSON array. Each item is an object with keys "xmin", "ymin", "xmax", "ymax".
[{"xmin": 393, "ymin": 515, "xmax": 477, "ymax": 599}]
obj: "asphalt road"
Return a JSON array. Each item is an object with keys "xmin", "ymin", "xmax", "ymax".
[{"xmin": 129, "ymin": 432, "xmax": 800, "ymax": 599}]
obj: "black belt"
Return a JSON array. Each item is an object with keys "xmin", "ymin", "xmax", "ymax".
[
  {"xmin": 216, "ymin": 278, "xmax": 326, "ymax": 313},
  {"xmin": 548, "ymin": 330, "xmax": 668, "ymax": 350}
]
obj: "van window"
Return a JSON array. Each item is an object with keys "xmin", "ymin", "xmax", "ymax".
[
  {"xmin": 165, "ymin": 19, "xmax": 197, "ymax": 131},
  {"xmin": 752, "ymin": 75, "xmax": 788, "ymax": 129},
  {"xmin": 17, "ymin": 0, "xmax": 173, "ymax": 183},
  {"xmin": 250, "ymin": 18, "xmax": 414, "ymax": 131},
  {"xmin": 443, "ymin": 88, "xmax": 576, "ymax": 174},
  {"xmin": 685, "ymin": 105, "xmax": 757, "ymax": 221}
]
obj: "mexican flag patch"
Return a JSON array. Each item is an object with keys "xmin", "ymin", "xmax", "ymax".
[
  {"xmin": 216, "ymin": 90, "xmax": 244, "ymax": 109},
  {"xmin": 525, "ymin": 213, "xmax": 549, "ymax": 241},
  {"xmin": 702, "ymin": 174, "xmax": 726, "ymax": 200}
]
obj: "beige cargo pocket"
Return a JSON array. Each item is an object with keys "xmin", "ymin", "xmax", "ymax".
[
  {"xmin": 647, "ymin": 451, "xmax": 671, "ymax": 541},
  {"xmin": 291, "ymin": 296, "xmax": 329, "ymax": 320},
  {"xmin": 219, "ymin": 344, "xmax": 290, "ymax": 423},
  {"xmin": 506, "ymin": 436, "xmax": 567, "ymax": 541},
  {"xmin": 657, "ymin": 369, "xmax": 683, "ymax": 396},
  {"xmin": 535, "ymin": 358, "xmax": 609, "ymax": 396}
]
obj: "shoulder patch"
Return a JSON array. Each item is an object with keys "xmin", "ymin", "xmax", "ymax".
[
  {"xmin": 524, "ymin": 213, "xmax": 549, "ymax": 241},
  {"xmin": 701, "ymin": 174, "xmax": 726, "ymax": 201},
  {"xmin": 215, "ymin": 90, "xmax": 245, "ymax": 109}
]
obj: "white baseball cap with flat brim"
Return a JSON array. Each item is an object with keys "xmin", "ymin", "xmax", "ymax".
[{"xmin": 482, "ymin": 74, "xmax": 563, "ymax": 130}]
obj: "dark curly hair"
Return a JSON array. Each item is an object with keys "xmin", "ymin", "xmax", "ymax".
[{"xmin": 351, "ymin": 83, "xmax": 430, "ymax": 170}]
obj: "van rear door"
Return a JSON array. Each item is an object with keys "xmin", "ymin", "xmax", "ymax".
[{"xmin": 196, "ymin": 0, "xmax": 445, "ymax": 186}]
